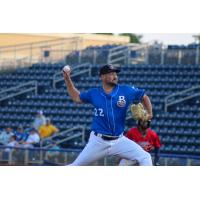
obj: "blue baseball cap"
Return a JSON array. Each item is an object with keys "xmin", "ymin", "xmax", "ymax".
[{"xmin": 99, "ymin": 64, "xmax": 120, "ymax": 75}]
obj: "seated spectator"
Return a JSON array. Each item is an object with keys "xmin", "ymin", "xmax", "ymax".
[
  {"xmin": 39, "ymin": 118, "xmax": 59, "ymax": 139},
  {"xmin": 14, "ymin": 125, "xmax": 28, "ymax": 143},
  {"xmin": 33, "ymin": 110, "xmax": 46, "ymax": 131},
  {"xmin": 0, "ymin": 127, "xmax": 14, "ymax": 145},
  {"xmin": 22, "ymin": 128, "xmax": 40, "ymax": 148},
  {"xmin": 4, "ymin": 135, "xmax": 19, "ymax": 153}
]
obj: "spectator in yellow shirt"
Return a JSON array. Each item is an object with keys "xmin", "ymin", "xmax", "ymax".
[{"xmin": 39, "ymin": 118, "xmax": 59, "ymax": 139}]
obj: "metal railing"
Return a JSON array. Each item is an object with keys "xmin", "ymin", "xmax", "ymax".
[
  {"xmin": 0, "ymin": 37, "xmax": 80, "ymax": 71},
  {"xmin": 52, "ymin": 63, "xmax": 92, "ymax": 88},
  {"xmin": 158, "ymin": 153, "xmax": 200, "ymax": 166},
  {"xmin": 0, "ymin": 81, "xmax": 38, "ymax": 102},
  {"xmin": 1, "ymin": 40, "xmax": 199, "ymax": 72},
  {"xmin": 0, "ymin": 145, "xmax": 200, "ymax": 166},
  {"xmin": 127, "ymin": 43, "xmax": 149, "ymax": 65},
  {"xmin": 107, "ymin": 45, "xmax": 129, "ymax": 64},
  {"xmin": 0, "ymin": 126, "xmax": 86, "ymax": 165},
  {"xmin": 0, "ymin": 146, "xmax": 75, "ymax": 165},
  {"xmin": 107, "ymin": 43, "xmax": 149, "ymax": 65},
  {"xmin": 164, "ymin": 85, "xmax": 200, "ymax": 112},
  {"xmin": 40, "ymin": 125, "xmax": 86, "ymax": 148},
  {"xmin": 148, "ymin": 46, "xmax": 200, "ymax": 65}
]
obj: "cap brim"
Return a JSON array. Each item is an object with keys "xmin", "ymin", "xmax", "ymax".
[
  {"xmin": 100, "ymin": 68, "xmax": 121, "ymax": 75},
  {"xmin": 108, "ymin": 69, "xmax": 121, "ymax": 74},
  {"xmin": 114, "ymin": 69, "xmax": 120, "ymax": 73}
]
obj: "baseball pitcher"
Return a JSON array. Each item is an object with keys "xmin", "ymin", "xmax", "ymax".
[{"xmin": 63, "ymin": 64, "xmax": 153, "ymax": 166}]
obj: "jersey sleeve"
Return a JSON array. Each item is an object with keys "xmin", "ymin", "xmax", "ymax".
[
  {"xmin": 79, "ymin": 89, "xmax": 93, "ymax": 103},
  {"xmin": 127, "ymin": 86, "xmax": 145, "ymax": 103}
]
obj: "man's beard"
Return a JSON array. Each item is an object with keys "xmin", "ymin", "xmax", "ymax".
[
  {"xmin": 107, "ymin": 81, "xmax": 117, "ymax": 87},
  {"xmin": 107, "ymin": 78, "xmax": 118, "ymax": 87}
]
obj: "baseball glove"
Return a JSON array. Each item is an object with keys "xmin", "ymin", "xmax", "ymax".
[{"xmin": 131, "ymin": 103, "xmax": 148, "ymax": 121}]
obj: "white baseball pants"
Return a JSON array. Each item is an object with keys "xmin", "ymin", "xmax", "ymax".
[{"xmin": 69, "ymin": 132, "xmax": 152, "ymax": 166}]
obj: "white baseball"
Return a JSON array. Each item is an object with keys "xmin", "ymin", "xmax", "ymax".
[{"xmin": 63, "ymin": 65, "xmax": 71, "ymax": 72}]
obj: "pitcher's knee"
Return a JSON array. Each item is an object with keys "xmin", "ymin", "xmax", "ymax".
[{"xmin": 138, "ymin": 152, "xmax": 152, "ymax": 166}]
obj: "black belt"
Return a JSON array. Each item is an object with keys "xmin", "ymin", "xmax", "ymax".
[{"xmin": 93, "ymin": 132, "xmax": 122, "ymax": 141}]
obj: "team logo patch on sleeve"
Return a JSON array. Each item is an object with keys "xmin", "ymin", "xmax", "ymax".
[{"xmin": 117, "ymin": 96, "xmax": 126, "ymax": 107}]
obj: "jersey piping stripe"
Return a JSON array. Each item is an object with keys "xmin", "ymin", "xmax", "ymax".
[
  {"xmin": 110, "ymin": 85, "xmax": 119, "ymax": 135},
  {"xmin": 101, "ymin": 93, "xmax": 112, "ymax": 132},
  {"xmin": 110, "ymin": 97, "xmax": 115, "ymax": 134}
]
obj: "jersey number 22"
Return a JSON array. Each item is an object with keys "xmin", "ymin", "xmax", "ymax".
[{"xmin": 94, "ymin": 108, "xmax": 104, "ymax": 117}]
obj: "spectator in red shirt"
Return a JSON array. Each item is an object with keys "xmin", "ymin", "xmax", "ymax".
[{"xmin": 119, "ymin": 120, "xmax": 161, "ymax": 166}]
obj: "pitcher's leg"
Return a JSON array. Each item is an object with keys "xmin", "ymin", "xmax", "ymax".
[
  {"xmin": 69, "ymin": 133, "xmax": 109, "ymax": 166},
  {"xmin": 110, "ymin": 137, "xmax": 152, "ymax": 166}
]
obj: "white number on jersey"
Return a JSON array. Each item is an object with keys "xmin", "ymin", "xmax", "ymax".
[{"xmin": 94, "ymin": 108, "xmax": 104, "ymax": 117}]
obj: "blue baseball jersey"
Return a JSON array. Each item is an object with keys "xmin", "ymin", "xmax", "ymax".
[{"xmin": 80, "ymin": 84, "xmax": 145, "ymax": 136}]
